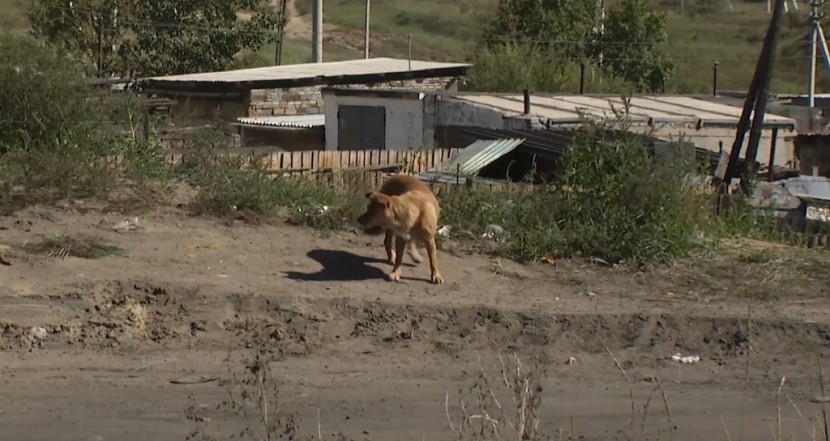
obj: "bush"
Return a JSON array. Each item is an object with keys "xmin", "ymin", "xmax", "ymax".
[
  {"xmin": 440, "ymin": 121, "xmax": 713, "ymax": 264},
  {"xmin": 0, "ymin": 33, "xmax": 170, "ymax": 208},
  {"xmin": 176, "ymin": 126, "xmax": 365, "ymax": 229}
]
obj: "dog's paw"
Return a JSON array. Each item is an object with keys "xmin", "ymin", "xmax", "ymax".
[
  {"xmin": 387, "ymin": 271, "xmax": 402, "ymax": 282},
  {"xmin": 431, "ymin": 273, "xmax": 444, "ymax": 284}
]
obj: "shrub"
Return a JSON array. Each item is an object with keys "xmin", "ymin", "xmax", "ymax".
[
  {"xmin": 0, "ymin": 33, "xmax": 170, "ymax": 208},
  {"xmin": 440, "ymin": 121, "xmax": 713, "ymax": 264},
  {"xmin": 176, "ymin": 126, "xmax": 366, "ymax": 229}
]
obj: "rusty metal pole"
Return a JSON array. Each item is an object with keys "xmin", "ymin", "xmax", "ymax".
[
  {"xmin": 723, "ymin": 0, "xmax": 784, "ymax": 189},
  {"xmin": 742, "ymin": 0, "xmax": 785, "ymax": 192}
]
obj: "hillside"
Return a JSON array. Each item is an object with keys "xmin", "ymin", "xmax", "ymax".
[{"xmin": 4, "ymin": 0, "xmax": 826, "ymax": 94}]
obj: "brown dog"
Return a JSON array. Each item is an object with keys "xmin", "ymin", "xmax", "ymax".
[{"xmin": 357, "ymin": 174, "xmax": 443, "ymax": 284}]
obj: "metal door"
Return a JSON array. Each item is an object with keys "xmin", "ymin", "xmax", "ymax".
[{"xmin": 337, "ymin": 105, "xmax": 386, "ymax": 150}]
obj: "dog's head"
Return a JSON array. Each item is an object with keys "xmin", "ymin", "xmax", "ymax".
[{"xmin": 357, "ymin": 191, "xmax": 394, "ymax": 231}]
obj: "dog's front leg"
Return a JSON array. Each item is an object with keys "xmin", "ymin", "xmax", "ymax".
[
  {"xmin": 384, "ymin": 229, "xmax": 396, "ymax": 265},
  {"xmin": 425, "ymin": 236, "xmax": 443, "ymax": 284},
  {"xmin": 387, "ymin": 235, "xmax": 407, "ymax": 282}
]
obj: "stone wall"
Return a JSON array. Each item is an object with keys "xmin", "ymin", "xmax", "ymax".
[{"xmin": 247, "ymin": 76, "xmax": 458, "ymax": 117}]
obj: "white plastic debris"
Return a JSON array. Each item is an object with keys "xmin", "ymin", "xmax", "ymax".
[
  {"xmin": 566, "ymin": 356, "xmax": 576, "ymax": 365},
  {"xmin": 112, "ymin": 217, "xmax": 140, "ymax": 232},
  {"xmin": 29, "ymin": 326, "xmax": 48, "ymax": 341},
  {"xmin": 437, "ymin": 225, "xmax": 451, "ymax": 238},
  {"xmin": 482, "ymin": 224, "xmax": 510, "ymax": 243},
  {"xmin": 671, "ymin": 353, "xmax": 701, "ymax": 364}
]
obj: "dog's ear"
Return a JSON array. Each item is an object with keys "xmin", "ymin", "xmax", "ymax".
[{"xmin": 371, "ymin": 193, "xmax": 391, "ymax": 208}]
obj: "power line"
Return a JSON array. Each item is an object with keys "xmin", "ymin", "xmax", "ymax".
[{"xmin": 43, "ymin": 5, "xmax": 283, "ymax": 35}]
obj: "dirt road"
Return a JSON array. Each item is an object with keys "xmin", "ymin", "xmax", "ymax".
[{"xmin": 1, "ymin": 199, "xmax": 828, "ymax": 440}]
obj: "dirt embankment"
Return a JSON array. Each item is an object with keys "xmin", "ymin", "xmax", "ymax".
[{"xmin": 0, "ymin": 200, "xmax": 829, "ymax": 440}]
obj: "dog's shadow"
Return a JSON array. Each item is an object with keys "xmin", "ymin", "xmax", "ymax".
[{"xmin": 285, "ymin": 249, "xmax": 415, "ymax": 282}]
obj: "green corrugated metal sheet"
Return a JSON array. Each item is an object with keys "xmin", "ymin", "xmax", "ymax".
[{"xmin": 441, "ymin": 138, "xmax": 525, "ymax": 175}]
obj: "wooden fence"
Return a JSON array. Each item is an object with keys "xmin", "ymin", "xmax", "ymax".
[{"xmin": 142, "ymin": 148, "xmax": 462, "ymax": 189}]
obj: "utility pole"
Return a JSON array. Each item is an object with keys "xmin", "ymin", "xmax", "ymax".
[
  {"xmin": 807, "ymin": 0, "xmax": 830, "ymax": 107},
  {"xmin": 598, "ymin": 0, "xmax": 605, "ymax": 69},
  {"xmin": 312, "ymin": 0, "xmax": 323, "ymax": 63},
  {"xmin": 275, "ymin": 0, "xmax": 288, "ymax": 65},
  {"xmin": 809, "ymin": 0, "xmax": 819, "ymax": 107},
  {"xmin": 364, "ymin": 0, "xmax": 371, "ymax": 59}
]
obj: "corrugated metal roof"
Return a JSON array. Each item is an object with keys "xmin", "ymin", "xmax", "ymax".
[
  {"xmin": 776, "ymin": 176, "xmax": 830, "ymax": 201},
  {"xmin": 440, "ymin": 138, "xmax": 525, "ymax": 175},
  {"xmin": 235, "ymin": 114, "xmax": 325, "ymax": 128},
  {"xmin": 144, "ymin": 58, "xmax": 471, "ymax": 85},
  {"xmin": 456, "ymin": 127, "xmax": 743, "ymax": 172},
  {"xmin": 454, "ymin": 94, "xmax": 795, "ymax": 127}
]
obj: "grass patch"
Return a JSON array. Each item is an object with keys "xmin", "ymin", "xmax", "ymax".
[
  {"xmin": 670, "ymin": 239, "xmax": 830, "ymax": 300},
  {"xmin": 24, "ymin": 235, "xmax": 121, "ymax": 259},
  {"xmin": 174, "ymin": 125, "xmax": 366, "ymax": 229},
  {"xmin": 0, "ymin": 0, "xmax": 31, "ymax": 34}
]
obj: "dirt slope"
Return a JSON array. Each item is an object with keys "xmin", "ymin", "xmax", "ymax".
[{"xmin": 0, "ymin": 196, "xmax": 828, "ymax": 440}]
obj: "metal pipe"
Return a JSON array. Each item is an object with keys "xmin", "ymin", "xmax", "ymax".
[
  {"xmin": 312, "ymin": 0, "xmax": 323, "ymax": 63},
  {"xmin": 816, "ymin": 23, "xmax": 830, "ymax": 78},
  {"xmin": 523, "ymin": 89, "xmax": 530, "ymax": 114},
  {"xmin": 767, "ymin": 127, "xmax": 778, "ymax": 181},
  {"xmin": 364, "ymin": 0, "xmax": 371, "ymax": 59},
  {"xmin": 809, "ymin": 25, "xmax": 818, "ymax": 107},
  {"xmin": 713, "ymin": 61, "xmax": 719, "ymax": 97}
]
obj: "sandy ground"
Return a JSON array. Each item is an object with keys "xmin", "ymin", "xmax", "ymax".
[{"xmin": 1, "ymin": 192, "xmax": 829, "ymax": 441}]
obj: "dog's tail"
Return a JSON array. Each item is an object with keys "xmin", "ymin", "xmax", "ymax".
[{"xmin": 407, "ymin": 244, "xmax": 423, "ymax": 264}]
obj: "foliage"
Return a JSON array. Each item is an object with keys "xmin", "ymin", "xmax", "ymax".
[
  {"xmin": 552, "ymin": 121, "xmax": 709, "ymax": 263},
  {"xmin": 482, "ymin": 0, "xmax": 599, "ymax": 62},
  {"xmin": 440, "ymin": 116, "xmax": 712, "ymax": 264},
  {"xmin": 29, "ymin": 0, "xmax": 127, "ymax": 75},
  {"xmin": 29, "ymin": 0, "xmax": 282, "ymax": 77},
  {"xmin": 600, "ymin": 0, "xmax": 676, "ymax": 92},
  {"xmin": 0, "ymin": 33, "xmax": 171, "ymax": 208},
  {"xmin": 477, "ymin": 0, "xmax": 675, "ymax": 92},
  {"xmin": 175, "ymin": 126, "xmax": 363, "ymax": 229},
  {"xmin": 465, "ymin": 42, "xmax": 573, "ymax": 92},
  {"xmin": 125, "ymin": 0, "xmax": 281, "ymax": 76}
]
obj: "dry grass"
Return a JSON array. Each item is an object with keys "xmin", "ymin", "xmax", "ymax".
[
  {"xmin": 666, "ymin": 238, "xmax": 830, "ymax": 300},
  {"xmin": 23, "ymin": 234, "xmax": 121, "ymax": 259},
  {"xmin": 446, "ymin": 353, "xmax": 546, "ymax": 441}
]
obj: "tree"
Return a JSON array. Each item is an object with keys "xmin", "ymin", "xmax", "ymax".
[
  {"xmin": 29, "ymin": 0, "xmax": 129, "ymax": 76},
  {"xmin": 600, "ymin": 0, "xmax": 676, "ymax": 92},
  {"xmin": 29, "ymin": 0, "xmax": 282, "ymax": 77},
  {"xmin": 124, "ymin": 0, "xmax": 281, "ymax": 76},
  {"xmin": 483, "ymin": 0, "xmax": 600, "ymax": 62},
  {"xmin": 477, "ymin": 0, "xmax": 675, "ymax": 92}
]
